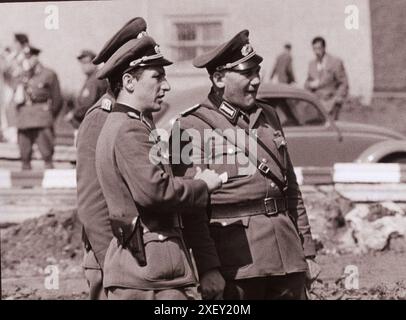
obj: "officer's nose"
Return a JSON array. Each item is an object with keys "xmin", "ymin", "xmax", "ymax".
[
  {"xmin": 251, "ymin": 73, "xmax": 261, "ymax": 86},
  {"xmin": 161, "ymin": 78, "xmax": 171, "ymax": 92}
]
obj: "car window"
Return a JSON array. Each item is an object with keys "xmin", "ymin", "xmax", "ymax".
[{"xmin": 266, "ymin": 98, "xmax": 325, "ymax": 127}]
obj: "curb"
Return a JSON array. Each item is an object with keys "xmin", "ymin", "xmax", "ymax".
[{"xmin": 1, "ymin": 163, "xmax": 406, "ymax": 188}]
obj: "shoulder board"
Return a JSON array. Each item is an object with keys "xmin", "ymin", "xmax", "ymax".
[
  {"xmin": 180, "ymin": 104, "xmax": 201, "ymax": 117},
  {"xmin": 100, "ymin": 98, "xmax": 113, "ymax": 112}
]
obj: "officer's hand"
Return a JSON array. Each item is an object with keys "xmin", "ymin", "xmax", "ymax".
[
  {"xmin": 199, "ymin": 268, "xmax": 225, "ymax": 300},
  {"xmin": 305, "ymin": 258, "xmax": 321, "ymax": 288},
  {"xmin": 194, "ymin": 167, "xmax": 222, "ymax": 193}
]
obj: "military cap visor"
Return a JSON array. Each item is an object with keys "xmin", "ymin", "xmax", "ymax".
[
  {"xmin": 193, "ymin": 29, "xmax": 263, "ymax": 73},
  {"xmin": 93, "ymin": 17, "xmax": 147, "ymax": 65},
  {"xmin": 96, "ymin": 36, "xmax": 172, "ymax": 79},
  {"xmin": 77, "ymin": 50, "xmax": 96, "ymax": 61}
]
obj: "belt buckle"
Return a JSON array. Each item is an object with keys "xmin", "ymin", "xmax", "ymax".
[{"xmin": 264, "ymin": 198, "xmax": 278, "ymax": 216}]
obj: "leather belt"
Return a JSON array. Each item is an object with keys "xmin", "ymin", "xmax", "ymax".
[
  {"xmin": 211, "ymin": 197, "xmax": 288, "ymax": 219},
  {"xmin": 110, "ymin": 214, "xmax": 183, "ymax": 240}
]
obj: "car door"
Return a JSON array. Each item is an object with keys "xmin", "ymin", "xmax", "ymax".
[{"xmin": 263, "ymin": 97, "xmax": 345, "ymax": 166}]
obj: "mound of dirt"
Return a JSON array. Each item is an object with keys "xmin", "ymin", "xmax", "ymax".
[
  {"xmin": 309, "ymin": 280, "xmax": 406, "ymax": 300},
  {"xmin": 1, "ymin": 209, "xmax": 83, "ymax": 278}
]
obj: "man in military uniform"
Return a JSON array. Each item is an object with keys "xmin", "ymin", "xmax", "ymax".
[
  {"xmin": 76, "ymin": 17, "xmax": 149, "ymax": 300},
  {"xmin": 2, "ymin": 34, "xmax": 30, "ymax": 144},
  {"xmin": 171, "ymin": 30, "xmax": 320, "ymax": 300},
  {"xmin": 94, "ymin": 30, "xmax": 225, "ymax": 300},
  {"xmin": 13, "ymin": 46, "xmax": 62, "ymax": 170},
  {"xmin": 3, "ymin": 33, "xmax": 30, "ymax": 89},
  {"xmin": 65, "ymin": 50, "xmax": 108, "ymax": 129}
]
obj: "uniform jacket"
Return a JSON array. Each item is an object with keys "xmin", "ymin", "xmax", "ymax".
[
  {"xmin": 95, "ymin": 102, "xmax": 219, "ymax": 290},
  {"xmin": 271, "ymin": 52, "xmax": 295, "ymax": 84},
  {"xmin": 172, "ymin": 90, "xmax": 316, "ymax": 281},
  {"xmin": 304, "ymin": 53, "xmax": 349, "ymax": 113},
  {"xmin": 76, "ymin": 92, "xmax": 114, "ymax": 268},
  {"xmin": 14, "ymin": 63, "xmax": 62, "ymax": 129},
  {"xmin": 72, "ymin": 70, "xmax": 108, "ymax": 128}
]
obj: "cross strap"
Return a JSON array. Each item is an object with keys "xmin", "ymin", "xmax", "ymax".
[{"xmin": 188, "ymin": 107, "xmax": 288, "ymax": 195}]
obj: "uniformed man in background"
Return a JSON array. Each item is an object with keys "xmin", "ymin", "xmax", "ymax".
[
  {"xmin": 65, "ymin": 49, "xmax": 108, "ymax": 129},
  {"xmin": 76, "ymin": 17, "xmax": 149, "ymax": 300},
  {"xmin": 93, "ymin": 30, "xmax": 224, "ymax": 299},
  {"xmin": 171, "ymin": 30, "xmax": 320, "ymax": 300},
  {"xmin": 13, "ymin": 45, "xmax": 62, "ymax": 170}
]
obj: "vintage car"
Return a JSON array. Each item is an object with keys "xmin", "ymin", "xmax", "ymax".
[{"xmin": 155, "ymin": 83, "xmax": 406, "ymax": 166}]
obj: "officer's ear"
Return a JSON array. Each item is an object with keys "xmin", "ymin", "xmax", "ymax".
[
  {"xmin": 122, "ymin": 73, "xmax": 135, "ymax": 91},
  {"xmin": 212, "ymin": 71, "xmax": 225, "ymax": 89}
]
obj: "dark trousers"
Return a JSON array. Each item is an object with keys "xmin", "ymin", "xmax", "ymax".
[
  {"xmin": 17, "ymin": 127, "xmax": 54, "ymax": 169},
  {"xmin": 328, "ymin": 103, "xmax": 342, "ymax": 120},
  {"xmin": 223, "ymin": 272, "xmax": 307, "ymax": 300}
]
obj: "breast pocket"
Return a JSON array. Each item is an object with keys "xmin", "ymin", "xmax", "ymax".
[{"xmin": 209, "ymin": 144, "xmax": 254, "ymax": 178}]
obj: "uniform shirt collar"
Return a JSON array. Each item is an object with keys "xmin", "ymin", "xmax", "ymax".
[
  {"xmin": 208, "ymin": 87, "xmax": 257, "ymax": 125},
  {"xmin": 112, "ymin": 102, "xmax": 154, "ymax": 129}
]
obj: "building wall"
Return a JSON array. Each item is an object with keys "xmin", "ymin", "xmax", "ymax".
[
  {"xmin": 370, "ymin": 0, "xmax": 406, "ymax": 93},
  {"xmin": 0, "ymin": 0, "xmax": 373, "ymax": 102}
]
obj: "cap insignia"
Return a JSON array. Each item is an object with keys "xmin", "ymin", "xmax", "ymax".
[
  {"xmin": 241, "ymin": 43, "xmax": 253, "ymax": 57},
  {"xmin": 137, "ymin": 31, "xmax": 148, "ymax": 39}
]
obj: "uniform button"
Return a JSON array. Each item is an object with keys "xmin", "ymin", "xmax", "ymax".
[
  {"xmin": 228, "ymin": 147, "xmax": 234, "ymax": 154},
  {"xmin": 261, "ymin": 158, "xmax": 267, "ymax": 163},
  {"xmin": 221, "ymin": 221, "xmax": 227, "ymax": 226},
  {"xmin": 158, "ymin": 234, "xmax": 164, "ymax": 241},
  {"xmin": 271, "ymin": 182, "xmax": 276, "ymax": 188}
]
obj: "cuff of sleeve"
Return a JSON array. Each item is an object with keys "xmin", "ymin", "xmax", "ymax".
[
  {"xmin": 187, "ymin": 179, "xmax": 209, "ymax": 208},
  {"xmin": 194, "ymin": 254, "xmax": 221, "ymax": 277},
  {"xmin": 302, "ymin": 234, "xmax": 317, "ymax": 258}
]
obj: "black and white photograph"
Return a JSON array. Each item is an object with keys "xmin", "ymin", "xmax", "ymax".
[{"xmin": 1, "ymin": 0, "xmax": 406, "ymax": 304}]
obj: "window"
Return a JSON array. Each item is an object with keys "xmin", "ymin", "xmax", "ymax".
[
  {"xmin": 266, "ymin": 98, "xmax": 325, "ymax": 127},
  {"xmin": 170, "ymin": 21, "xmax": 223, "ymax": 62}
]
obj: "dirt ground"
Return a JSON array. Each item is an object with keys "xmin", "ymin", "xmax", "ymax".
[{"xmin": 1, "ymin": 187, "xmax": 406, "ymax": 300}]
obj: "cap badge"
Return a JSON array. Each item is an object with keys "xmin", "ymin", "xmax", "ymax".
[
  {"xmin": 241, "ymin": 43, "xmax": 253, "ymax": 57},
  {"xmin": 273, "ymin": 130, "xmax": 287, "ymax": 149},
  {"xmin": 154, "ymin": 45, "xmax": 161, "ymax": 54},
  {"xmin": 137, "ymin": 31, "xmax": 148, "ymax": 39}
]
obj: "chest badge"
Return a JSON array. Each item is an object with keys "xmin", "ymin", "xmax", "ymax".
[{"xmin": 273, "ymin": 130, "xmax": 287, "ymax": 149}]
